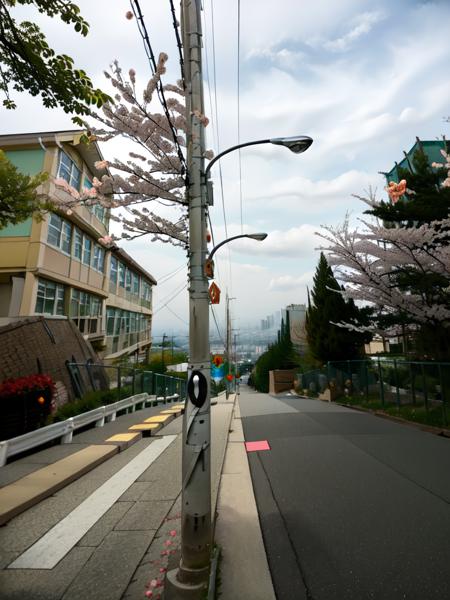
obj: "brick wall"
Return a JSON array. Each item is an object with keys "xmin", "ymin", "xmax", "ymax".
[{"xmin": 0, "ymin": 316, "xmax": 100, "ymax": 401}]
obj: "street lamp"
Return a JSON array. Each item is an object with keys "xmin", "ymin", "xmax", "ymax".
[
  {"xmin": 209, "ymin": 233, "xmax": 267, "ymax": 259},
  {"xmin": 204, "ymin": 135, "xmax": 313, "ymax": 181}
]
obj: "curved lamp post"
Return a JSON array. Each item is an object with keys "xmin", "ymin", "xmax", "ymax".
[
  {"xmin": 204, "ymin": 135, "xmax": 313, "ymax": 181},
  {"xmin": 208, "ymin": 232, "xmax": 267, "ymax": 261}
]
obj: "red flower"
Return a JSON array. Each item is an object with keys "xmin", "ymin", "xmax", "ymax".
[{"xmin": 0, "ymin": 374, "xmax": 55, "ymax": 401}]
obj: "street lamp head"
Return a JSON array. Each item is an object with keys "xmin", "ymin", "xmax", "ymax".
[
  {"xmin": 269, "ymin": 135, "xmax": 313, "ymax": 154},
  {"xmin": 246, "ymin": 233, "xmax": 268, "ymax": 241}
]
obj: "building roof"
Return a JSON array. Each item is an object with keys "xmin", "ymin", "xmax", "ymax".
[
  {"xmin": 0, "ymin": 129, "xmax": 108, "ymax": 180},
  {"xmin": 381, "ymin": 137, "xmax": 449, "ymax": 183},
  {"xmin": 112, "ymin": 246, "xmax": 157, "ymax": 285}
]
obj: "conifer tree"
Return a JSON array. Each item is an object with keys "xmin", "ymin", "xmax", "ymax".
[{"xmin": 305, "ymin": 253, "xmax": 371, "ymax": 363}]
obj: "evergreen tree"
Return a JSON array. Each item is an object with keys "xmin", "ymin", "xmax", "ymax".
[
  {"xmin": 305, "ymin": 253, "xmax": 371, "ymax": 363},
  {"xmin": 253, "ymin": 315, "xmax": 297, "ymax": 392}
]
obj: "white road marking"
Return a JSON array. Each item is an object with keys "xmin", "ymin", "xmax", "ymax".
[{"xmin": 9, "ymin": 435, "xmax": 177, "ymax": 570}]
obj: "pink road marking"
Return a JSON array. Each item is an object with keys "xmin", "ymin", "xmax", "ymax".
[{"xmin": 245, "ymin": 440, "xmax": 271, "ymax": 452}]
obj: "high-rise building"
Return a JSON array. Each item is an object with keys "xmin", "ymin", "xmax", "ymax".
[{"xmin": 282, "ymin": 303, "xmax": 308, "ymax": 354}]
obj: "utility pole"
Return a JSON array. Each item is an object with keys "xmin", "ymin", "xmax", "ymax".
[
  {"xmin": 165, "ymin": 0, "xmax": 211, "ymax": 597},
  {"xmin": 225, "ymin": 295, "xmax": 235, "ymax": 399},
  {"xmin": 162, "ymin": 332, "xmax": 167, "ymax": 371}
]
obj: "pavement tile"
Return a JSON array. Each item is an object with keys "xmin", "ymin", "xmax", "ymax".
[
  {"xmin": 0, "ymin": 550, "xmax": 20, "ymax": 570},
  {"xmin": 118, "ymin": 481, "xmax": 153, "ymax": 502},
  {"xmin": 0, "ymin": 546, "xmax": 94, "ymax": 600},
  {"xmin": 114, "ymin": 500, "xmax": 173, "ymax": 531},
  {"xmin": 77, "ymin": 501, "xmax": 133, "ymax": 547},
  {"xmin": 122, "ymin": 496, "xmax": 182, "ymax": 600},
  {"xmin": 62, "ymin": 531, "xmax": 153, "ymax": 600}
]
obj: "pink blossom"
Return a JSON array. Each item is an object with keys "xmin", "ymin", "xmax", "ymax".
[
  {"xmin": 163, "ymin": 540, "xmax": 172, "ymax": 547},
  {"xmin": 150, "ymin": 579, "xmax": 158, "ymax": 588},
  {"xmin": 159, "ymin": 567, "xmax": 166, "ymax": 573},
  {"xmin": 98, "ymin": 235, "xmax": 114, "ymax": 246},
  {"xmin": 94, "ymin": 160, "xmax": 109, "ymax": 170},
  {"xmin": 145, "ymin": 591, "xmax": 153, "ymax": 598},
  {"xmin": 169, "ymin": 530, "xmax": 177, "ymax": 537}
]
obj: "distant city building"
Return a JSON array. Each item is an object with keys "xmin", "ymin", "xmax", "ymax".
[
  {"xmin": 0, "ymin": 130, "xmax": 156, "ymax": 364},
  {"xmin": 282, "ymin": 303, "xmax": 308, "ymax": 354}
]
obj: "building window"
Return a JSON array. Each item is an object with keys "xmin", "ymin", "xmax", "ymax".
[
  {"xmin": 35, "ymin": 279, "xmax": 65, "ymax": 316},
  {"xmin": 105, "ymin": 307, "xmax": 150, "ymax": 354},
  {"xmin": 70, "ymin": 288, "xmax": 102, "ymax": 334},
  {"xmin": 57, "ymin": 151, "xmax": 81, "ymax": 190},
  {"xmin": 132, "ymin": 272, "xmax": 140, "ymax": 296},
  {"xmin": 125, "ymin": 268, "xmax": 132, "ymax": 292},
  {"xmin": 118, "ymin": 262, "xmax": 126, "ymax": 288},
  {"xmin": 93, "ymin": 245, "xmax": 105, "ymax": 272},
  {"xmin": 83, "ymin": 237, "xmax": 92, "ymax": 266},
  {"xmin": 110, "ymin": 256, "xmax": 118, "ymax": 283},
  {"xmin": 47, "ymin": 213, "xmax": 72, "ymax": 255},
  {"xmin": 74, "ymin": 228, "xmax": 83, "ymax": 260}
]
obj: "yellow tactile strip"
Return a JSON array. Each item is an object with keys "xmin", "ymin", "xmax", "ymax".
[
  {"xmin": 104, "ymin": 432, "xmax": 142, "ymax": 451},
  {"xmin": 144, "ymin": 414, "xmax": 173, "ymax": 424},
  {"xmin": 128, "ymin": 423, "xmax": 162, "ymax": 436},
  {"xmin": 0, "ymin": 403, "xmax": 186, "ymax": 525},
  {"xmin": 0, "ymin": 445, "xmax": 118, "ymax": 526}
]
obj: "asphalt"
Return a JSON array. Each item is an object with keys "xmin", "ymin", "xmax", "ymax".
[{"xmin": 239, "ymin": 387, "xmax": 450, "ymax": 600}]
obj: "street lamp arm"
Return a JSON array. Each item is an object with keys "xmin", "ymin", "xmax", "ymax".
[
  {"xmin": 204, "ymin": 139, "xmax": 271, "ymax": 179},
  {"xmin": 207, "ymin": 233, "xmax": 267, "ymax": 262},
  {"xmin": 204, "ymin": 135, "xmax": 313, "ymax": 179}
]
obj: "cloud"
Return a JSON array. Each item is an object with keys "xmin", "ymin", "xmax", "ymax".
[
  {"xmin": 230, "ymin": 224, "xmax": 320, "ymax": 258},
  {"xmin": 269, "ymin": 272, "xmax": 314, "ymax": 292},
  {"xmin": 324, "ymin": 11, "xmax": 386, "ymax": 52}
]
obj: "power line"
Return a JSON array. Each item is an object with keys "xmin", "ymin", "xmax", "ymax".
[
  {"xmin": 130, "ymin": 0, "xmax": 188, "ymax": 180},
  {"xmin": 169, "ymin": 0, "xmax": 186, "ymax": 88},
  {"xmin": 211, "ymin": 305, "xmax": 225, "ymax": 347},
  {"xmin": 158, "ymin": 263, "xmax": 187, "ymax": 285},
  {"xmin": 209, "ymin": 0, "xmax": 229, "ymax": 241},
  {"xmin": 237, "ymin": 0, "xmax": 243, "ymax": 234},
  {"xmin": 165, "ymin": 303, "xmax": 188, "ymax": 325},
  {"xmin": 153, "ymin": 281, "xmax": 188, "ymax": 314}
]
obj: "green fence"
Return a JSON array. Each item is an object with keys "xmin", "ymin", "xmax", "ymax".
[
  {"xmin": 297, "ymin": 357, "xmax": 450, "ymax": 427},
  {"xmin": 299, "ymin": 359, "xmax": 449, "ymax": 427},
  {"xmin": 66, "ymin": 362, "xmax": 186, "ymax": 403}
]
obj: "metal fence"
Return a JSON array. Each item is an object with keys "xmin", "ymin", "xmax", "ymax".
[
  {"xmin": 66, "ymin": 362, "xmax": 186, "ymax": 403},
  {"xmin": 298, "ymin": 359, "xmax": 449, "ymax": 426}
]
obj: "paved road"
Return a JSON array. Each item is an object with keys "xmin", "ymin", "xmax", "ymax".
[{"xmin": 239, "ymin": 387, "xmax": 450, "ymax": 600}]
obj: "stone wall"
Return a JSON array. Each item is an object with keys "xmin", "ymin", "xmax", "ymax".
[
  {"xmin": 0, "ymin": 316, "xmax": 100, "ymax": 401},
  {"xmin": 269, "ymin": 369, "xmax": 298, "ymax": 394}
]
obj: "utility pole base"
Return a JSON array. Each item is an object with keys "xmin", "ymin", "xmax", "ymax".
[{"xmin": 164, "ymin": 567, "xmax": 208, "ymax": 600}]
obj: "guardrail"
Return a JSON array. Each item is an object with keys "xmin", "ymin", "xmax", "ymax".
[{"xmin": 0, "ymin": 392, "xmax": 180, "ymax": 467}]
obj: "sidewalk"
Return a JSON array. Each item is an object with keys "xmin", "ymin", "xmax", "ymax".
[{"xmin": 0, "ymin": 393, "xmax": 239, "ymax": 599}]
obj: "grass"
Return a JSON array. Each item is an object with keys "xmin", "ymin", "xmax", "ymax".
[
  {"xmin": 337, "ymin": 394, "xmax": 448, "ymax": 430},
  {"xmin": 50, "ymin": 386, "xmax": 133, "ymax": 422}
]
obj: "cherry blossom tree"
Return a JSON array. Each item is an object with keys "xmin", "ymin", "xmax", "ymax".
[
  {"xmin": 52, "ymin": 51, "xmax": 211, "ymax": 249},
  {"xmin": 318, "ymin": 145, "xmax": 450, "ymax": 359}
]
